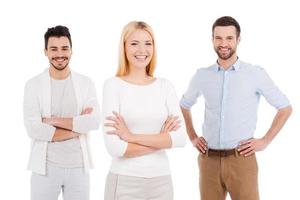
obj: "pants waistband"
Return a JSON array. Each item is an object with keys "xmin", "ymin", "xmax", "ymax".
[{"xmin": 206, "ymin": 148, "xmax": 237, "ymax": 157}]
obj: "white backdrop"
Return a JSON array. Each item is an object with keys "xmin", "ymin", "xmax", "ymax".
[{"xmin": 0, "ymin": 0, "xmax": 299, "ymax": 199}]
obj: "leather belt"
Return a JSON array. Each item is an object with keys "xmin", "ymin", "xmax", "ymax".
[{"xmin": 207, "ymin": 149, "xmax": 236, "ymax": 157}]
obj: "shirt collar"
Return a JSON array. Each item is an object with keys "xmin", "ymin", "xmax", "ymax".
[{"xmin": 213, "ymin": 57, "xmax": 241, "ymax": 72}]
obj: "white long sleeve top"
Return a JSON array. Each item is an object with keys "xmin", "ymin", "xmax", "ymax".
[
  {"xmin": 102, "ymin": 77, "xmax": 186, "ymax": 178},
  {"xmin": 23, "ymin": 69, "xmax": 101, "ymax": 175}
]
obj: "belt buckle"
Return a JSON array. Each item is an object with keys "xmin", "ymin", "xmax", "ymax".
[{"xmin": 220, "ymin": 150, "xmax": 227, "ymax": 157}]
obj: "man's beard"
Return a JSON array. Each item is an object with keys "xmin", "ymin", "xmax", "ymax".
[
  {"xmin": 50, "ymin": 57, "xmax": 69, "ymax": 71},
  {"xmin": 215, "ymin": 47, "xmax": 235, "ymax": 60}
]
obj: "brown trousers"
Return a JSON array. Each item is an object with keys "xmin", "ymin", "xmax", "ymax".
[{"xmin": 198, "ymin": 151, "xmax": 259, "ymax": 200}]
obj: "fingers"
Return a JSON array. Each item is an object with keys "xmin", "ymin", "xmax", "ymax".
[
  {"xmin": 164, "ymin": 115, "xmax": 172, "ymax": 127},
  {"xmin": 106, "ymin": 111, "xmax": 123, "ymax": 122},
  {"xmin": 164, "ymin": 115, "xmax": 180, "ymax": 132},
  {"xmin": 196, "ymin": 142, "xmax": 206, "ymax": 154},
  {"xmin": 168, "ymin": 120, "xmax": 181, "ymax": 132},
  {"xmin": 237, "ymin": 139, "xmax": 256, "ymax": 156},
  {"xmin": 237, "ymin": 143, "xmax": 252, "ymax": 151},
  {"xmin": 104, "ymin": 123, "xmax": 117, "ymax": 129},
  {"xmin": 105, "ymin": 116, "xmax": 120, "ymax": 133},
  {"xmin": 197, "ymin": 138, "xmax": 208, "ymax": 153},
  {"xmin": 167, "ymin": 116, "xmax": 179, "ymax": 130},
  {"xmin": 238, "ymin": 139, "xmax": 249, "ymax": 149},
  {"xmin": 160, "ymin": 115, "xmax": 173, "ymax": 133},
  {"xmin": 112, "ymin": 111, "xmax": 122, "ymax": 120},
  {"xmin": 192, "ymin": 137, "xmax": 207, "ymax": 154},
  {"xmin": 239, "ymin": 146, "xmax": 254, "ymax": 156},
  {"xmin": 112, "ymin": 111, "xmax": 120, "ymax": 118},
  {"xmin": 105, "ymin": 116, "xmax": 118, "ymax": 124},
  {"xmin": 112, "ymin": 111, "xmax": 127, "ymax": 125},
  {"xmin": 171, "ymin": 123, "xmax": 181, "ymax": 131},
  {"xmin": 106, "ymin": 112, "xmax": 129, "ymax": 138},
  {"xmin": 106, "ymin": 130, "xmax": 118, "ymax": 135},
  {"xmin": 81, "ymin": 107, "xmax": 93, "ymax": 115},
  {"xmin": 199, "ymin": 137, "xmax": 207, "ymax": 145},
  {"xmin": 195, "ymin": 145, "xmax": 204, "ymax": 153},
  {"xmin": 244, "ymin": 150, "xmax": 255, "ymax": 157}
]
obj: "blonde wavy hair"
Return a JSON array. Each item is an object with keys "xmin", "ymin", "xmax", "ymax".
[{"xmin": 116, "ymin": 21, "xmax": 157, "ymax": 77}]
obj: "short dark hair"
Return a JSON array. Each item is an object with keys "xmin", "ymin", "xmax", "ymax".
[
  {"xmin": 44, "ymin": 25, "xmax": 72, "ymax": 49},
  {"xmin": 212, "ymin": 16, "xmax": 241, "ymax": 37}
]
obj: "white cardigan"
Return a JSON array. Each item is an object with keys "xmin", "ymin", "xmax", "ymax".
[{"xmin": 23, "ymin": 69, "xmax": 100, "ymax": 175}]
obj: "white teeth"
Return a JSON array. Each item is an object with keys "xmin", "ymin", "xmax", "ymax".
[
  {"xmin": 135, "ymin": 56, "xmax": 147, "ymax": 60},
  {"xmin": 219, "ymin": 47, "xmax": 229, "ymax": 51},
  {"xmin": 55, "ymin": 58, "xmax": 65, "ymax": 62}
]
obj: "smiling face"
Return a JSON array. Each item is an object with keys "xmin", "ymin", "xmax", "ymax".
[
  {"xmin": 213, "ymin": 26, "xmax": 240, "ymax": 61},
  {"xmin": 44, "ymin": 36, "xmax": 72, "ymax": 71},
  {"xmin": 125, "ymin": 29, "xmax": 154, "ymax": 71}
]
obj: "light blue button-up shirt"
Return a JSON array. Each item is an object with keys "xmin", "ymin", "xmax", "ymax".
[{"xmin": 180, "ymin": 59, "xmax": 290, "ymax": 149}]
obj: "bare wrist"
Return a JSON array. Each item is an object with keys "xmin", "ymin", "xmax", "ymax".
[
  {"xmin": 50, "ymin": 117, "xmax": 58, "ymax": 126},
  {"xmin": 126, "ymin": 132, "xmax": 135, "ymax": 143},
  {"xmin": 262, "ymin": 136, "xmax": 271, "ymax": 145},
  {"xmin": 72, "ymin": 131, "xmax": 79, "ymax": 138},
  {"xmin": 189, "ymin": 133, "xmax": 198, "ymax": 142}
]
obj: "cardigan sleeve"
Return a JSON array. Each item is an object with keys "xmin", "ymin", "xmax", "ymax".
[
  {"xmin": 72, "ymin": 79, "xmax": 101, "ymax": 134},
  {"xmin": 23, "ymin": 80, "xmax": 56, "ymax": 141}
]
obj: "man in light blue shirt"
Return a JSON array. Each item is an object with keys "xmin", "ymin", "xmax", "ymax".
[{"xmin": 180, "ymin": 16, "xmax": 292, "ymax": 200}]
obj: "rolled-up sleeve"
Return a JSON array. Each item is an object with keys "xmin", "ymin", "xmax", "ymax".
[
  {"xmin": 73, "ymin": 80, "xmax": 101, "ymax": 134},
  {"xmin": 256, "ymin": 68, "xmax": 290, "ymax": 109},
  {"xmin": 165, "ymin": 80, "xmax": 187, "ymax": 148},
  {"xmin": 102, "ymin": 79, "xmax": 128, "ymax": 157},
  {"xmin": 23, "ymin": 81, "xmax": 56, "ymax": 141},
  {"xmin": 180, "ymin": 70, "xmax": 202, "ymax": 110}
]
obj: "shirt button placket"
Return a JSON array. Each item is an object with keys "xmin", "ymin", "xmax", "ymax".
[{"xmin": 220, "ymin": 71, "xmax": 228, "ymax": 149}]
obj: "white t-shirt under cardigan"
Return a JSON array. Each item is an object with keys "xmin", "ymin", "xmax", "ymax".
[
  {"xmin": 102, "ymin": 77, "xmax": 186, "ymax": 178},
  {"xmin": 47, "ymin": 76, "xmax": 83, "ymax": 168}
]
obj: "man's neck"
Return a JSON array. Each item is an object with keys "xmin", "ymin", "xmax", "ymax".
[
  {"xmin": 217, "ymin": 55, "xmax": 238, "ymax": 70},
  {"xmin": 49, "ymin": 66, "xmax": 71, "ymax": 80}
]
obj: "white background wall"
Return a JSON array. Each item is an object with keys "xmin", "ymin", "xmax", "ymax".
[{"xmin": 0, "ymin": 0, "xmax": 299, "ymax": 199}]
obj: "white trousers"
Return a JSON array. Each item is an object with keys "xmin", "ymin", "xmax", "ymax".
[
  {"xmin": 31, "ymin": 164, "xmax": 89, "ymax": 200},
  {"xmin": 104, "ymin": 173, "xmax": 173, "ymax": 200}
]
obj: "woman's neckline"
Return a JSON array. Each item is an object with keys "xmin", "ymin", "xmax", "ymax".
[{"xmin": 116, "ymin": 76, "xmax": 159, "ymax": 87}]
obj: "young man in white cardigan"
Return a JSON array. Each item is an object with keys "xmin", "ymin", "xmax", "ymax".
[{"xmin": 23, "ymin": 25, "xmax": 101, "ymax": 200}]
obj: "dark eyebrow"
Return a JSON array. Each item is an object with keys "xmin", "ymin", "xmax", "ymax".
[{"xmin": 49, "ymin": 46, "xmax": 69, "ymax": 49}]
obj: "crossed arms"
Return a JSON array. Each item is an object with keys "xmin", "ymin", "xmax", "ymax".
[
  {"xmin": 104, "ymin": 112, "xmax": 181, "ymax": 157},
  {"xmin": 43, "ymin": 108, "xmax": 93, "ymax": 142},
  {"xmin": 23, "ymin": 80, "xmax": 100, "ymax": 142},
  {"xmin": 102, "ymin": 79, "xmax": 186, "ymax": 158}
]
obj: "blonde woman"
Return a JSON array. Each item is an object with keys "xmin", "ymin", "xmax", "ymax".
[{"xmin": 102, "ymin": 21, "xmax": 186, "ymax": 200}]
